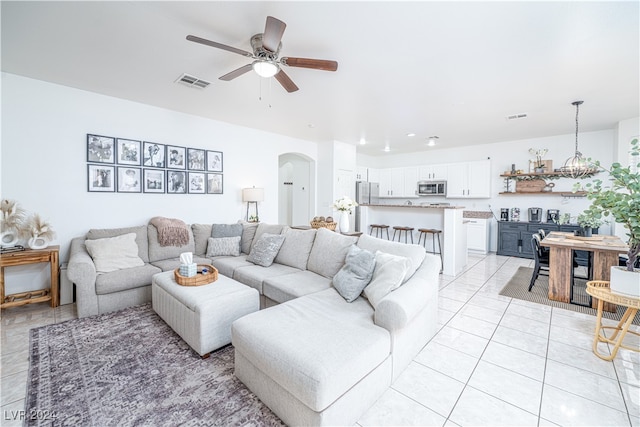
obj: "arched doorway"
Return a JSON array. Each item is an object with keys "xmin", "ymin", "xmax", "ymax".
[{"xmin": 278, "ymin": 153, "xmax": 315, "ymax": 226}]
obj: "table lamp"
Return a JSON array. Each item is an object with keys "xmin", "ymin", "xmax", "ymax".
[{"xmin": 242, "ymin": 187, "xmax": 264, "ymax": 223}]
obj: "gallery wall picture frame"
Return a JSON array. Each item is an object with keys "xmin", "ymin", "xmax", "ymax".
[
  {"xmin": 188, "ymin": 148, "xmax": 206, "ymax": 171},
  {"xmin": 87, "ymin": 134, "xmax": 115, "ymax": 164},
  {"xmin": 207, "ymin": 150, "xmax": 223, "ymax": 172},
  {"xmin": 188, "ymin": 172, "xmax": 206, "ymax": 194},
  {"xmin": 143, "ymin": 169, "xmax": 165, "ymax": 193},
  {"xmin": 88, "ymin": 164, "xmax": 115, "ymax": 192},
  {"xmin": 207, "ymin": 173, "xmax": 223, "ymax": 194},
  {"xmin": 166, "ymin": 145, "xmax": 186, "ymax": 170},
  {"xmin": 117, "ymin": 167, "xmax": 142, "ymax": 193},
  {"xmin": 116, "ymin": 138, "xmax": 141, "ymax": 165},
  {"xmin": 167, "ymin": 170, "xmax": 187, "ymax": 194},
  {"xmin": 143, "ymin": 141, "xmax": 166, "ymax": 168}
]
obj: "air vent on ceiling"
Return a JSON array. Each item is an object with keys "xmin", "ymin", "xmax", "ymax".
[
  {"xmin": 175, "ymin": 73, "xmax": 210, "ymax": 89},
  {"xmin": 506, "ymin": 113, "xmax": 528, "ymax": 121}
]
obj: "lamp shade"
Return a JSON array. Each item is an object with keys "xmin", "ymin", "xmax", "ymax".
[{"xmin": 242, "ymin": 187, "xmax": 264, "ymax": 202}]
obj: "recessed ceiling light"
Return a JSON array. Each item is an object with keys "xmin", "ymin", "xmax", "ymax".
[
  {"xmin": 307, "ymin": 124, "xmax": 315, "ymax": 128},
  {"xmin": 427, "ymin": 136, "xmax": 439, "ymax": 147},
  {"xmin": 407, "ymin": 133, "xmax": 416, "ymax": 137},
  {"xmin": 383, "ymin": 146, "xmax": 391, "ymax": 152},
  {"xmin": 359, "ymin": 138, "xmax": 366, "ymax": 145}
]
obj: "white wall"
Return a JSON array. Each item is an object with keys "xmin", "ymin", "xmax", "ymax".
[{"xmin": 1, "ymin": 73, "xmax": 318, "ymax": 292}]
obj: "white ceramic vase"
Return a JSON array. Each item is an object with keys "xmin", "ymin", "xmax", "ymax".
[
  {"xmin": 610, "ymin": 265, "xmax": 640, "ymax": 298},
  {"xmin": 1, "ymin": 230, "xmax": 20, "ymax": 247},
  {"xmin": 28, "ymin": 235, "xmax": 49, "ymax": 250},
  {"xmin": 339, "ymin": 211, "xmax": 350, "ymax": 233}
]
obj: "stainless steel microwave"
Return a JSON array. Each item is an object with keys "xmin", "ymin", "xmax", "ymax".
[{"xmin": 417, "ymin": 180, "xmax": 447, "ymax": 196}]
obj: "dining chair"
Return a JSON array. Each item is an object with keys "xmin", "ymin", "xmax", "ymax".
[{"xmin": 528, "ymin": 233, "xmax": 549, "ymax": 291}]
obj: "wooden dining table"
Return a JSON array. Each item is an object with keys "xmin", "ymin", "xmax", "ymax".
[{"xmin": 540, "ymin": 232, "xmax": 628, "ymax": 312}]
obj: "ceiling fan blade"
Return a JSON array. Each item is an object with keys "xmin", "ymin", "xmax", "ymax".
[
  {"xmin": 262, "ymin": 16, "xmax": 286, "ymax": 52},
  {"xmin": 219, "ymin": 64, "xmax": 253, "ymax": 81},
  {"xmin": 274, "ymin": 69, "xmax": 299, "ymax": 93},
  {"xmin": 186, "ymin": 35, "xmax": 253, "ymax": 58},
  {"xmin": 281, "ymin": 57, "xmax": 338, "ymax": 72}
]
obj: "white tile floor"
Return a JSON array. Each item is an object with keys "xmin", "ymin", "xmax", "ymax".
[{"xmin": 1, "ymin": 253, "xmax": 639, "ymax": 426}]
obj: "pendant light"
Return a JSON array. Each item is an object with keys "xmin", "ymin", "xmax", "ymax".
[{"xmin": 561, "ymin": 100, "xmax": 592, "ymax": 178}]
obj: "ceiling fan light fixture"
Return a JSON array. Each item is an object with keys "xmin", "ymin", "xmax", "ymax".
[{"xmin": 252, "ymin": 60, "xmax": 279, "ymax": 78}]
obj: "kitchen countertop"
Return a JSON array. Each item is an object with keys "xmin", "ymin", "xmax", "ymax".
[
  {"xmin": 463, "ymin": 211, "xmax": 494, "ymax": 219},
  {"xmin": 360, "ymin": 204, "xmax": 465, "ymax": 209}
]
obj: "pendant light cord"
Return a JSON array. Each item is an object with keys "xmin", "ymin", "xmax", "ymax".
[{"xmin": 575, "ymin": 101, "xmax": 580, "ymax": 155}]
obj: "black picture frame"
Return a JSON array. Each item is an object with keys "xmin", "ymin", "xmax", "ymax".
[
  {"xmin": 117, "ymin": 167, "xmax": 142, "ymax": 193},
  {"xmin": 207, "ymin": 150, "xmax": 223, "ymax": 172},
  {"xmin": 188, "ymin": 172, "xmax": 206, "ymax": 194},
  {"xmin": 167, "ymin": 170, "xmax": 187, "ymax": 194},
  {"xmin": 116, "ymin": 138, "xmax": 141, "ymax": 165},
  {"xmin": 207, "ymin": 173, "xmax": 223, "ymax": 194},
  {"xmin": 88, "ymin": 164, "xmax": 115, "ymax": 192},
  {"xmin": 143, "ymin": 169, "xmax": 165, "ymax": 193},
  {"xmin": 167, "ymin": 145, "xmax": 186, "ymax": 170},
  {"xmin": 188, "ymin": 148, "xmax": 206, "ymax": 171},
  {"xmin": 87, "ymin": 134, "xmax": 115, "ymax": 164},
  {"xmin": 143, "ymin": 142, "xmax": 166, "ymax": 168}
]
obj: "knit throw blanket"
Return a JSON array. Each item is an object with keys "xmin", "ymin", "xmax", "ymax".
[{"xmin": 149, "ymin": 216, "xmax": 189, "ymax": 247}]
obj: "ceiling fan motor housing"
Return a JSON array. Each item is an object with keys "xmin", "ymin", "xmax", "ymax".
[{"xmin": 250, "ymin": 34, "xmax": 281, "ymax": 60}]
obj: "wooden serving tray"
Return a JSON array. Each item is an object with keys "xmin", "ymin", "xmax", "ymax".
[{"xmin": 174, "ymin": 264, "xmax": 218, "ymax": 286}]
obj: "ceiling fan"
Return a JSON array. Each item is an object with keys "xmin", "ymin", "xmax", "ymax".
[{"xmin": 186, "ymin": 16, "xmax": 338, "ymax": 93}]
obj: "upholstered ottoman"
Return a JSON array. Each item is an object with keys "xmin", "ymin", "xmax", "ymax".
[{"xmin": 152, "ymin": 270, "xmax": 259, "ymax": 357}]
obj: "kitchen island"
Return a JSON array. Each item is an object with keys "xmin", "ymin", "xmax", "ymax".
[{"xmin": 358, "ymin": 204, "xmax": 467, "ymax": 276}]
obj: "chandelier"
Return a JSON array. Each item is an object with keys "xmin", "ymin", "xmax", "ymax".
[{"xmin": 561, "ymin": 100, "xmax": 592, "ymax": 179}]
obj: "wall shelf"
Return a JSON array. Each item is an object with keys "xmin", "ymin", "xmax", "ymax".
[
  {"xmin": 498, "ymin": 191, "xmax": 587, "ymax": 197},
  {"xmin": 500, "ymin": 170, "xmax": 598, "ymax": 181}
]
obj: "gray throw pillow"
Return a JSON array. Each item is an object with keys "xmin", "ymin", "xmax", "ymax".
[
  {"xmin": 364, "ymin": 251, "xmax": 411, "ymax": 308},
  {"xmin": 332, "ymin": 245, "xmax": 376, "ymax": 303},
  {"xmin": 247, "ymin": 233, "xmax": 286, "ymax": 267},
  {"xmin": 212, "ymin": 223, "xmax": 243, "ymax": 253},
  {"xmin": 206, "ymin": 236, "xmax": 241, "ymax": 257}
]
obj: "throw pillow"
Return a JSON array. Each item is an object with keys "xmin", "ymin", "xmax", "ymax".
[
  {"xmin": 84, "ymin": 232, "xmax": 145, "ymax": 274},
  {"xmin": 239, "ymin": 221, "xmax": 259, "ymax": 254},
  {"xmin": 332, "ymin": 245, "xmax": 376, "ymax": 303},
  {"xmin": 247, "ymin": 233, "xmax": 286, "ymax": 267},
  {"xmin": 206, "ymin": 236, "xmax": 241, "ymax": 257},
  {"xmin": 363, "ymin": 251, "xmax": 411, "ymax": 308},
  {"xmin": 307, "ymin": 228, "xmax": 358, "ymax": 278},
  {"xmin": 357, "ymin": 233, "xmax": 426, "ymax": 284},
  {"xmin": 212, "ymin": 223, "xmax": 243, "ymax": 253}
]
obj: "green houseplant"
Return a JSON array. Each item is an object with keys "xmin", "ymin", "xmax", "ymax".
[
  {"xmin": 576, "ymin": 212, "xmax": 606, "ymax": 237},
  {"xmin": 575, "ymin": 137, "xmax": 639, "ymax": 295}
]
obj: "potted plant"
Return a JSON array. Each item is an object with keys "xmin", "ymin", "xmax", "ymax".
[
  {"xmin": 333, "ymin": 196, "xmax": 358, "ymax": 233},
  {"xmin": 576, "ymin": 212, "xmax": 606, "ymax": 237},
  {"xmin": 529, "ymin": 148, "xmax": 548, "ymax": 173},
  {"xmin": 576, "ymin": 137, "xmax": 639, "ymax": 296}
]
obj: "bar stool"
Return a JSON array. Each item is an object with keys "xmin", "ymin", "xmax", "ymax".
[
  {"xmin": 369, "ymin": 224, "xmax": 390, "ymax": 240},
  {"xmin": 392, "ymin": 226, "xmax": 414, "ymax": 243},
  {"xmin": 418, "ymin": 228, "xmax": 443, "ymax": 271}
]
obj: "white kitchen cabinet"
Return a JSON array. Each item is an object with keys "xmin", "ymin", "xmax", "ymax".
[
  {"xmin": 466, "ymin": 217, "xmax": 490, "ymax": 254},
  {"xmin": 446, "ymin": 159, "xmax": 491, "ymax": 198},
  {"xmin": 368, "ymin": 168, "xmax": 380, "ymax": 183},
  {"xmin": 355, "ymin": 166, "xmax": 368, "ymax": 181},
  {"xmin": 379, "ymin": 167, "xmax": 418, "ymax": 198},
  {"xmin": 418, "ymin": 164, "xmax": 448, "ymax": 181}
]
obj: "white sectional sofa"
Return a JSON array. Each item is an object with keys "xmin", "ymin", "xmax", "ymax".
[{"xmin": 67, "ymin": 220, "xmax": 440, "ymax": 425}]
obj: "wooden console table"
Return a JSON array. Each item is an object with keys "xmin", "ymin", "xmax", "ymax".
[{"xmin": 0, "ymin": 245, "xmax": 59, "ymax": 309}]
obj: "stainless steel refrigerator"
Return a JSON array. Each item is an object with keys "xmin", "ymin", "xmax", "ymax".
[{"xmin": 355, "ymin": 181, "xmax": 379, "ymax": 231}]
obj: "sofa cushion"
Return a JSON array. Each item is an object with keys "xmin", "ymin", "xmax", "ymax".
[
  {"xmin": 332, "ymin": 245, "xmax": 376, "ymax": 303},
  {"xmin": 232, "ymin": 263, "xmax": 300, "ymax": 294},
  {"xmin": 210, "ymin": 255, "xmax": 252, "ymax": 278},
  {"xmin": 247, "ymin": 233, "xmax": 285, "ymax": 267},
  {"xmin": 207, "ymin": 236, "xmax": 241, "ymax": 257},
  {"xmin": 151, "ymin": 256, "xmax": 210, "ymax": 272},
  {"xmin": 251, "ymin": 223, "xmax": 286, "ymax": 251},
  {"xmin": 86, "ymin": 225, "xmax": 149, "ymax": 263},
  {"xmin": 231, "ymin": 288, "xmax": 390, "ymax": 412},
  {"xmin": 240, "ymin": 222, "xmax": 259, "ymax": 254},
  {"xmin": 191, "ymin": 224, "xmax": 212, "ymax": 256},
  {"xmin": 263, "ymin": 270, "xmax": 332, "ymax": 304},
  {"xmin": 357, "ymin": 233, "xmax": 425, "ymax": 283},
  {"xmin": 148, "ymin": 224, "xmax": 195, "ymax": 263},
  {"xmin": 364, "ymin": 251, "xmax": 411, "ymax": 309},
  {"xmin": 307, "ymin": 228, "xmax": 358, "ymax": 279},
  {"xmin": 274, "ymin": 228, "xmax": 317, "ymax": 270},
  {"xmin": 95, "ymin": 263, "xmax": 162, "ymax": 295},
  {"xmin": 85, "ymin": 233, "xmax": 145, "ymax": 273}
]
